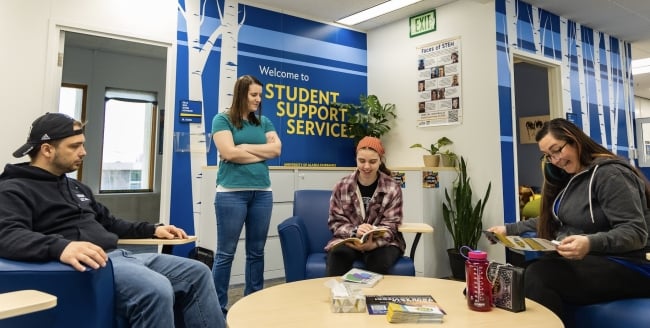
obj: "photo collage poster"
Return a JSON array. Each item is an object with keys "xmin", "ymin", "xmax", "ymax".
[{"xmin": 416, "ymin": 37, "xmax": 462, "ymax": 127}]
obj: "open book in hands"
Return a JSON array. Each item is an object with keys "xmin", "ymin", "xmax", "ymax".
[
  {"xmin": 331, "ymin": 226, "xmax": 390, "ymax": 249},
  {"xmin": 483, "ymin": 230, "xmax": 559, "ymax": 252}
]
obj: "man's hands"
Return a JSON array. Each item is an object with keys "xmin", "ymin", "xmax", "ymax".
[
  {"xmin": 60, "ymin": 241, "xmax": 108, "ymax": 272},
  {"xmin": 154, "ymin": 224, "xmax": 188, "ymax": 239},
  {"xmin": 59, "ymin": 225, "xmax": 187, "ymax": 272}
]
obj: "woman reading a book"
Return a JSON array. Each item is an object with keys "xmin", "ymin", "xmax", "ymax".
[
  {"xmin": 488, "ymin": 118, "xmax": 650, "ymax": 324},
  {"xmin": 324, "ymin": 136, "xmax": 406, "ymax": 276}
]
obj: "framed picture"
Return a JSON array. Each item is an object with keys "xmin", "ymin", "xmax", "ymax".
[{"xmin": 519, "ymin": 115, "xmax": 549, "ymax": 144}]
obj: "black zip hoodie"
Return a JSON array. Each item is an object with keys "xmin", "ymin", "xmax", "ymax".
[{"xmin": 0, "ymin": 163, "xmax": 155, "ymax": 262}]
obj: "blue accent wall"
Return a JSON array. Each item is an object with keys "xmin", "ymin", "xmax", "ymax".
[{"xmin": 496, "ymin": 0, "xmax": 635, "ymax": 224}]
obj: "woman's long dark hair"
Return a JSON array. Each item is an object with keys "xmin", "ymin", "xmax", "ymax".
[
  {"xmin": 534, "ymin": 118, "xmax": 650, "ymax": 239},
  {"xmin": 227, "ymin": 75, "xmax": 263, "ymax": 129}
]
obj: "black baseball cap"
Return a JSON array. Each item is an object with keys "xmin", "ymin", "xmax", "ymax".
[{"xmin": 13, "ymin": 112, "xmax": 83, "ymax": 158}]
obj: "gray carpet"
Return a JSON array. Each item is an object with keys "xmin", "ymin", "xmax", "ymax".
[{"xmin": 228, "ymin": 278, "xmax": 285, "ymax": 306}]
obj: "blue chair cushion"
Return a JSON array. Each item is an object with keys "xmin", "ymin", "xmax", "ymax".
[
  {"xmin": 305, "ymin": 252, "xmax": 415, "ymax": 279},
  {"xmin": 567, "ymin": 298, "xmax": 650, "ymax": 328}
]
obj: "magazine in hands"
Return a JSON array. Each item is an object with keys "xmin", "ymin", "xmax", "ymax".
[
  {"xmin": 483, "ymin": 230, "xmax": 558, "ymax": 252},
  {"xmin": 331, "ymin": 226, "xmax": 390, "ymax": 248},
  {"xmin": 341, "ymin": 268, "xmax": 383, "ymax": 288},
  {"xmin": 365, "ymin": 295, "xmax": 446, "ymax": 316}
]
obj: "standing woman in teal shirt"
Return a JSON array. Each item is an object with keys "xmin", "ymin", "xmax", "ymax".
[{"xmin": 211, "ymin": 75, "xmax": 282, "ymax": 315}]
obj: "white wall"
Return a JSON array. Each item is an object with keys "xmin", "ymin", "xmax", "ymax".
[
  {"xmin": 367, "ymin": 0, "xmax": 505, "ymax": 258},
  {"xmin": 0, "ymin": 0, "xmax": 178, "ymax": 222},
  {"xmin": 0, "ymin": 0, "xmax": 176, "ymax": 171}
]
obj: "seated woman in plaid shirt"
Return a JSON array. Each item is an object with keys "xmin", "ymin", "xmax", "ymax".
[{"xmin": 324, "ymin": 137, "xmax": 406, "ymax": 275}]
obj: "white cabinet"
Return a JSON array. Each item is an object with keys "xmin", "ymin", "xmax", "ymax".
[
  {"xmin": 198, "ymin": 167, "xmax": 351, "ymax": 285},
  {"xmin": 198, "ymin": 166, "xmax": 456, "ymax": 285}
]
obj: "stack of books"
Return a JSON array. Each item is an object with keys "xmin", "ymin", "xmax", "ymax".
[{"xmin": 386, "ymin": 300, "xmax": 445, "ymax": 323}]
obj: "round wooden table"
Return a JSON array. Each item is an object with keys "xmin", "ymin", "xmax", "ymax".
[{"xmin": 227, "ymin": 276, "xmax": 563, "ymax": 327}]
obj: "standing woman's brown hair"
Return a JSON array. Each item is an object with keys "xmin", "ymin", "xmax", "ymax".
[{"xmin": 227, "ymin": 75, "xmax": 263, "ymax": 128}]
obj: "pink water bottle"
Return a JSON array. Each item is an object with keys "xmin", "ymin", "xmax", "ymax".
[{"xmin": 463, "ymin": 247, "xmax": 492, "ymax": 311}]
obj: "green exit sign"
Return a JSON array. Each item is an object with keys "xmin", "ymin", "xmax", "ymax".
[{"xmin": 409, "ymin": 10, "xmax": 436, "ymax": 38}]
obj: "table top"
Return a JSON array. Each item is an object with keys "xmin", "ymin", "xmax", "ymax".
[
  {"xmin": 117, "ymin": 235, "xmax": 197, "ymax": 245},
  {"xmin": 0, "ymin": 290, "xmax": 57, "ymax": 320},
  {"xmin": 227, "ymin": 276, "xmax": 562, "ymax": 327},
  {"xmin": 398, "ymin": 222, "xmax": 433, "ymax": 233}
]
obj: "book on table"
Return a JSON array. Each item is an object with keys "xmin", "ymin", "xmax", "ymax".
[
  {"xmin": 341, "ymin": 268, "xmax": 383, "ymax": 288},
  {"xmin": 385, "ymin": 299, "xmax": 445, "ymax": 323},
  {"xmin": 483, "ymin": 230, "xmax": 558, "ymax": 252},
  {"xmin": 331, "ymin": 226, "xmax": 390, "ymax": 249},
  {"xmin": 365, "ymin": 295, "xmax": 445, "ymax": 315}
]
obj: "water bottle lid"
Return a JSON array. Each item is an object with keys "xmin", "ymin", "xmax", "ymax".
[{"xmin": 468, "ymin": 250, "xmax": 487, "ymax": 260}]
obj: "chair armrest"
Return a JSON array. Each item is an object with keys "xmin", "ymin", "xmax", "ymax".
[
  {"xmin": 117, "ymin": 235, "xmax": 197, "ymax": 245},
  {"xmin": 399, "ymin": 222, "xmax": 434, "ymax": 234},
  {"xmin": 399, "ymin": 223, "xmax": 434, "ymax": 259},
  {"xmin": 0, "ymin": 290, "xmax": 57, "ymax": 320},
  {"xmin": 277, "ymin": 216, "xmax": 310, "ymax": 282}
]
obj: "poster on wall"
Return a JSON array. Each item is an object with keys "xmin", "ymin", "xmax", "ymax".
[
  {"xmin": 416, "ymin": 37, "xmax": 461, "ymax": 127},
  {"xmin": 518, "ymin": 115, "xmax": 549, "ymax": 144}
]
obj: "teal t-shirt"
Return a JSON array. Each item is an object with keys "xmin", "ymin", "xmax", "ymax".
[{"xmin": 211, "ymin": 113, "xmax": 276, "ymax": 188}]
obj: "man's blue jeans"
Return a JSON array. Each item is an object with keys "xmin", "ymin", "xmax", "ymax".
[
  {"xmin": 109, "ymin": 250, "xmax": 225, "ymax": 328},
  {"xmin": 212, "ymin": 190, "xmax": 273, "ymax": 313}
]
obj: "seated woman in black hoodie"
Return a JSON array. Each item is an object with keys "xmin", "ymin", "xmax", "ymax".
[{"xmin": 488, "ymin": 118, "xmax": 650, "ymax": 324}]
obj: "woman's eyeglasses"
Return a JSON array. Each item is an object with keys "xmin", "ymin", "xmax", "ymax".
[{"xmin": 541, "ymin": 143, "xmax": 567, "ymax": 162}]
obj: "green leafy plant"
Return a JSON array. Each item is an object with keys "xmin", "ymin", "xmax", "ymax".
[
  {"xmin": 440, "ymin": 149, "xmax": 458, "ymax": 167},
  {"xmin": 409, "ymin": 137, "xmax": 453, "ymax": 155},
  {"xmin": 335, "ymin": 94, "xmax": 397, "ymax": 143},
  {"xmin": 442, "ymin": 157, "xmax": 491, "ymax": 249}
]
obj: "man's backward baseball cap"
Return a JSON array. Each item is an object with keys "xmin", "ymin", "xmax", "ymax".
[{"xmin": 13, "ymin": 112, "xmax": 82, "ymax": 158}]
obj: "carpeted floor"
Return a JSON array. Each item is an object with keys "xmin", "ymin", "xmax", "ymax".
[{"xmin": 227, "ymin": 278, "xmax": 285, "ymax": 307}]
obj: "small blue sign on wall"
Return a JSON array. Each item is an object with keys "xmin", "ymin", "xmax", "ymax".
[{"xmin": 179, "ymin": 100, "xmax": 202, "ymax": 123}]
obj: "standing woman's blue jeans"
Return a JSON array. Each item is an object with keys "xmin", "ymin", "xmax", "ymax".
[{"xmin": 212, "ymin": 190, "xmax": 273, "ymax": 313}]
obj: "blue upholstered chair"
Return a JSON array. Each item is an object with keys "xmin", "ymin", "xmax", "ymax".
[
  {"xmin": 0, "ymin": 258, "xmax": 116, "ymax": 328},
  {"xmin": 278, "ymin": 189, "xmax": 431, "ymax": 282}
]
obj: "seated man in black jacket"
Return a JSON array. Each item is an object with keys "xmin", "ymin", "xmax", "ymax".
[{"xmin": 0, "ymin": 112, "xmax": 225, "ymax": 328}]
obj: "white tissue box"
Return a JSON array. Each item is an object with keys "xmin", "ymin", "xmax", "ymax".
[{"xmin": 330, "ymin": 290, "xmax": 366, "ymax": 313}]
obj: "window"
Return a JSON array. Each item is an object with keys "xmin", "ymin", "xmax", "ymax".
[
  {"xmin": 100, "ymin": 88, "xmax": 157, "ymax": 192},
  {"xmin": 59, "ymin": 84, "xmax": 87, "ymax": 180}
]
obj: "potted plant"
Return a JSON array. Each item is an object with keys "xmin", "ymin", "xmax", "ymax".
[
  {"xmin": 442, "ymin": 156, "xmax": 491, "ymax": 280},
  {"xmin": 409, "ymin": 137, "xmax": 454, "ymax": 167},
  {"xmin": 334, "ymin": 94, "xmax": 397, "ymax": 144},
  {"xmin": 440, "ymin": 150, "xmax": 458, "ymax": 167}
]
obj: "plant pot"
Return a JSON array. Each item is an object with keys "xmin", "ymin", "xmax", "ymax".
[
  {"xmin": 423, "ymin": 154, "xmax": 440, "ymax": 167},
  {"xmin": 447, "ymin": 248, "xmax": 466, "ymax": 281},
  {"xmin": 440, "ymin": 154, "xmax": 456, "ymax": 167}
]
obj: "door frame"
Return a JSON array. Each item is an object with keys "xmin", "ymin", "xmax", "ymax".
[{"xmin": 509, "ymin": 49, "xmax": 562, "ymax": 218}]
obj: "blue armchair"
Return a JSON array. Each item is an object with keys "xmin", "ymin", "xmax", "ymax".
[
  {"xmin": 278, "ymin": 190, "xmax": 431, "ymax": 282},
  {"xmin": 0, "ymin": 258, "xmax": 116, "ymax": 328}
]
